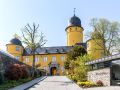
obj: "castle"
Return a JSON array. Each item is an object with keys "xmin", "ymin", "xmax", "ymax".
[{"xmin": 6, "ymin": 13, "xmax": 105, "ymax": 75}]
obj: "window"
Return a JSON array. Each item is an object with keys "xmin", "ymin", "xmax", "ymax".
[
  {"xmin": 104, "ymin": 62, "xmax": 111, "ymax": 67},
  {"xmin": 16, "ymin": 46, "xmax": 20, "ymax": 51},
  {"xmin": 75, "ymin": 27, "xmax": 77, "ymax": 30},
  {"xmin": 52, "ymin": 56, "xmax": 56, "ymax": 62},
  {"xmin": 43, "ymin": 66, "xmax": 47, "ymax": 70},
  {"xmin": 35, "ymin": 57, "xmax": 39, "ymax": 62},
  {"xmin": 25, "ymin": 57, "xmax": 29, "ymax": 63},
  {"xmin": 61, "ymin": 66, "xmax": 64, "ymax": 72},
  {"xmin": 43, "ymin": 57, "xmax": 47, "ymax": 62},
  {"xmin": 92, "ymin": 64, "xmax": 98, "ymax": 70},
  {"xmin": 98, "ymin": 63, "xmax": 104, "ymax": 68},
  {"xmin": 61, "ymin": 56, "xmax": 65, "ymax": 61},
  {"xmin": 87, "ymin": 43, "xmax": 89, "ymax": 48},
  {"xmin": 15, "ymin": 56, "xmax": 20, "ymax": 60}
]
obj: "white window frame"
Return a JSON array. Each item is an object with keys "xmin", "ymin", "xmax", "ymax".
[
  {"xmin": 52, "ymin": 56, "xmax": 56, "ymax": 62},
  {"xmin": 61, "ymin": 66, "xmax": 64, "ymax": 72},
  {"xmin": 43, "ymin": 57, "xmax": 47, "ymax": 62},
  {"xmin": 35, "ymin": 57, "xmax": 39, "ymax": 62},
  {"xmin": 43, "ymin": 66, "xmax": 47, "ymax": 70},
  {"xmin": 61, "ymin": 56, "xmax": 65, "ymax": 61},
  {"xmin": 25, "ymin": 57, "xmax": 29, "ymax": 63}
]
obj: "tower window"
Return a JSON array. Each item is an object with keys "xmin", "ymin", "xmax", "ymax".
[
  {"xmin": 69, "ymin": 28, "xmax": 72, "ymax": 31},
  {"xmin": 87, "ymin": 43, "xmax": 89, "ymax": 48},
  {"xmin": 75, "ymin": 27, "xmax": 77, "ymax": 30},
  {"xmin": 16, "ymin": 46, "xmax": 20, "ymax": 51}
]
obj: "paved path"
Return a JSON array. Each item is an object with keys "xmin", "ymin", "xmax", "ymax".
[
  {"xmin": 28, "ymin": 76, "xmax": 82, "ymax": 90},
  {"xmin": 10, "ymin": 76, "xmax": 120, "ymax": 90}
]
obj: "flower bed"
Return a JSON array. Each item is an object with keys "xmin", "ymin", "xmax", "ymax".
[{"xmin": 77, "ymin": 80, "xmax": 104, "ymax": 88}]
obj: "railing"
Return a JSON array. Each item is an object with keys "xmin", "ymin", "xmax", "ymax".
[{"xmin": 86, "ymin": 53, "xmax": 120, "ymax": 65}]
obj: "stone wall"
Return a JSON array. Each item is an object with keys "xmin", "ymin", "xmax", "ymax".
[
  {"xmin": 0, "ymin": 50, "xmax": 31, "ymax": 72},
  {"xmin": 87, "ymin": 68, "xmax": 111, "ymax": 86}
]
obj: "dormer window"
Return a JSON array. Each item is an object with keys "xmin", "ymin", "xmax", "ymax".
[
  {"xmin": 45, "ymin": 49, "xmax": 48, "ymax": 53},
  {"xmin": 62, "ymin": 48, "xmax": 65, "ymax": 52},
  {"xmin": 56, "ymin": 49, "xmax": 59, "ymax": 53}
]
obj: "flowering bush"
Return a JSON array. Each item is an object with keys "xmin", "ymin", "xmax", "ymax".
[
  {"xmin": 96, "ymin": 80, "xmax": 104, "ymax": 86},
  {"xmin": 5, "ymin": 64, "xmax": 29, "ymax": 80},
  {"xmin": 77, "ymin": 80, "xmax": 104, "ymax": 88},
  {"xmin": 20, "ymin": 65, "xmax": 29, "ymax": 78},
  {"xmin": 77, "ymin": 81, "xmax": 96, "ymax": 88}
]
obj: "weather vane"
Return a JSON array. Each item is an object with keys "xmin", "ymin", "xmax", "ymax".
[
  {"xmin": 74, "ymin": 8, "xmax": 76, "ymax": 16},
  {"xmin": 14, "ymin": 33, "xmax": 21, "ymax": 40}
]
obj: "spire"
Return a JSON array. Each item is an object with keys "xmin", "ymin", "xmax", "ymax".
[
  {"xmin": 13, "ymin": 33, "xmax": 21, "ymax": 40},
  {"xmin": 74, "ymin": 8, "xmax": 76, "ymax": 16}
]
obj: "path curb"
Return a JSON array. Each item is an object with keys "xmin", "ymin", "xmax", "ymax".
[{"xmin": 9, "ymin": 76, "xmax": 47, "ymax": 90}]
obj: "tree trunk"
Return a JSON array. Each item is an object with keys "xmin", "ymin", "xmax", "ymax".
[{"xmin": 31, "ymin": 51, "xmax": 35, "ymax": 78}]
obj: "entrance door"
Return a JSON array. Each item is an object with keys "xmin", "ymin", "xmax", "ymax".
[{"xmin": 51, "ymin": 67, "xmax": 57, "ymax": 75}]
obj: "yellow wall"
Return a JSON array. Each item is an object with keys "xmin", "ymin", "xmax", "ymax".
[
  {"xmin": 66, "ymin": 26, "xmax": 83, "ymax": 46},
  {"xmin": 23, "ymin": 54, "xmax": 67, "ymax": 75},
  {"xmin": 6, "ymin": 44, "xmax": 24, "ymax": 61},
  {"xmin": 87, "ymin": 39, "xmax": 104, "ymax": 60}
]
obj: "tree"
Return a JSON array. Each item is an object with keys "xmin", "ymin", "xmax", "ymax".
[
  {"xmin": 67, "ymin": 45, "xmax": 87, "ymax": 60},
  {"xmin": 73, "ymin": 55, "xmax": 90, "ymax": 81},
  {"xmin": 64, "ymin": 45, "xmax": 87, "ymax": 73},
  {"xmin": 21, "ymin": 23, "xmax": 46, "ymax": 77},
  {"xmin": 89, "ymin": 18, "xmax": 120, "ymax": 55}
]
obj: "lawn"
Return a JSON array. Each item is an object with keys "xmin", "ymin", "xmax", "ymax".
[{"xmin": 0, "ymin": 78, "xmax": 33, "ymax": 90}]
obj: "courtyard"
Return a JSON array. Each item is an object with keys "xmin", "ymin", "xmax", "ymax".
[
  {"xmin": 27, "ymin": 76, "xmax": 81, "ymax": 90},
  {"xmin": 10, "ymin": 76, "xmax": 120, "ymax": 90}
]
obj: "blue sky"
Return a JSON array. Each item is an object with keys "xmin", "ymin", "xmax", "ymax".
[{"xmin": 0, "ymin": 0, "xmax": 120, "ymax": 51}]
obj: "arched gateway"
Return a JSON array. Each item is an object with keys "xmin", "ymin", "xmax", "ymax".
[{"xmin": 49, "ymin": 62, "xmax": 59, "ymax": 75}]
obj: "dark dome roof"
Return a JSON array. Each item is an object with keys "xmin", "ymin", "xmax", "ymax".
[
  {"xmin": 10, "ymin": 38, "xmax": 22, "ymax": 46},
  {"xmin": 69, "ymin": 15, "xmax": 81, "ymax": 26}
]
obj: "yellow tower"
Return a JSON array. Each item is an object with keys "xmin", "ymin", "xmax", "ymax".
[
  {"xmin": 87, "ymin": 30, "xmax": 105, "ymax": 60},
  {"xmin": 66, "ymin": 10, "xmax": 83, "ymax": 46},
  {"xmin": 6, "ymin": 37, "xmax": 24, "ymax": 61}
]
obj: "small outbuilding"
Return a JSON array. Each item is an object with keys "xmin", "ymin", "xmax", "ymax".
[{"xmin": 86, "ymin": 54, "xmax": 120, "ymax": 86}]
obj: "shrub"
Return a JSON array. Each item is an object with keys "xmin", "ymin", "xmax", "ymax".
[
  {"xmin": 20, "ymin": 65, "xmax": 29, "ymax": 78},
  {"xmin": 70, "ymin": 75, "xmax": 77, "ymax": 82},
  {"xmin": 5, "ymin": 64, "xmax": 29, "ymax": 80},
  {"xmin": 77, "ymin": 81, "xmax": 96, "ymax": 88},
  {"xmin": 96, "ymin": 80, "xmax": 104, "ymax": 86},
  {"xmin": 0, "ymin": 72, "xmax": 4, "ymax": 84}
]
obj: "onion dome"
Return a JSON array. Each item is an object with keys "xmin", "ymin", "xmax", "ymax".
[
  {"xmin": 10, "ymin": 38, "xmax": 22, "ymax": 46},
  {"xmin": 69, "ymin": 15, "xmax": 81, "ymax": 27}
]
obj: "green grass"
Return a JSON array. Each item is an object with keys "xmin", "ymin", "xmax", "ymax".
[{"xmin": 0, "ymin": 78, "xmax": 33, "ymax": 90}]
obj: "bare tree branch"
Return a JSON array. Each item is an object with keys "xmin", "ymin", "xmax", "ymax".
[{"xmin": 21, "ymin": 23, "xmax": 47, "ymax": 77}]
